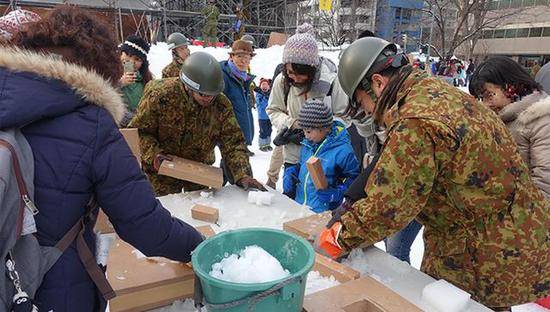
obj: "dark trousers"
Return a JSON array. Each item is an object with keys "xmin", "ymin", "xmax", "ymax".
[{"xmin": 258, "ymin": 119, "xmax": 272, "ymax": 146}]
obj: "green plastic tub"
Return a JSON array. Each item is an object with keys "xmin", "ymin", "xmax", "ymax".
[{"xmin": 191, "ymin": 228, "xmax": 315, "ymax": 312}]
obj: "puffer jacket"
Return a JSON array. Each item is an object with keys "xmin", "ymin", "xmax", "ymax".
[
  {"xmin": 266, "ymin": 60, "xmax": 349, "ymax": 164},
  {"xmin": 295, "ymin": 122, "xmax": 360, "ymax": 213},
  {"xmin": 499, "ymin": 91, "xmax": 550, "ymax": 198},
  {"xmin": 0, "ymin": 46, "xmax": 202, "ymax": 312}
]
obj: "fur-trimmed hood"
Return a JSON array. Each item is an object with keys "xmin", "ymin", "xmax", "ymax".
[
  {"xmin": 0, "ymin": 46, "xmax": 125, "ymax": 126},
  {"xmin": 499, "ymin": 91, "xmax": 550, "ymax": 125}
]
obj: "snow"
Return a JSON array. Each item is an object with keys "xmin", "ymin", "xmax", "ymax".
[
  {"xmin": 209, "ymin": 245, "xmax": 290, "ymax": 283},
  {"xmin": 247, "ymin": 190, "xmax": 274, "ymax": 206},
  {"xmin": 305, "ymin": 270, "xmax": 340, "ymax": 296},
  {"xmin": 421, "ymin": 279, "xmax": 471, "ymax": 312}
]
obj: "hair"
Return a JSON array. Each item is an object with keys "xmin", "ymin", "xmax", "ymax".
[
  {"xmin": 358, "ymin": 30, "xmax": 375, "ymax": 39},
  {"xmin": 374, "ymin": 65, "xmax": 413, "ymax": 124},
  {"xmin": 469, "ymin": 56, "xmax": 540, "ymax": 100},
  {"xmin": 12, "ymin": 5, "xmax": 122, "ymax": 85},
  {"xmin": 283, "ymin": 63, "xmax": 317, "ymax": 96}
]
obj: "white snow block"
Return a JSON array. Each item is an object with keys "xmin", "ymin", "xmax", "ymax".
[
  {"xmin": 247, "ymin": 191, "xmax": 274, "ymax": 206},
  {"xmin": 421, "ymin": 279, "xmax": 471, "ymax": 312}
]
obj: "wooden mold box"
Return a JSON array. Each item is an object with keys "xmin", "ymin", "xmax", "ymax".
[
  {"xmin": 313, "ymin": 253, "xmax": 360, "ymax": 283},
  {"xmin": 306, "ymin": 156, "xmax": 328, "ymax": 190},
  {"xmin": 303, "ymin": 276, "xmax": 423, "ymax": 312},
  {"xmin": 283, "ymin": 211, "xmax": 332, "ymax": 241},
  {"xmin": 191, "ymin": 204, "xmax": 219, "ymax": 224},
  {"xmin": 120, "ymin": 128, "xmax": 141, "ymax": 166},
  {"xmin": 107, "ymin": 225, "xmax": 215, "ymax": 312},
  {"xmin": 158, "ymin": 155, "xmax": 223, "ymax": 189}
]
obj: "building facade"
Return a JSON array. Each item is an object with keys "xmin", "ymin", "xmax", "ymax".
[{"xmin": 375, "ymin": 0, "xmax": 424, "ymax": 52}]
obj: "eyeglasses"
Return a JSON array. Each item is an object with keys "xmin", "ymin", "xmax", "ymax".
[{"xmin": 232, "ymin": 53, "xmax": 253, "ymax": 59}]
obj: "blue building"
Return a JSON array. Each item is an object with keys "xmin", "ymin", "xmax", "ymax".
[{"xmin": 375, "ymin": 0, "xmax": 424, "ymax": 52}]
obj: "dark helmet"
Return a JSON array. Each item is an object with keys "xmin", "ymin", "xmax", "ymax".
[
  {"xmin": 167, "ymin": 32, "xmax": 190, "ymax": 50},
  {"xmin": 180, "ymin": 52, "xmax": 224, "ymax": 95}
]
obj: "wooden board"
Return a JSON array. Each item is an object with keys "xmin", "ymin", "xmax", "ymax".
[
  {"xmin": 283, "ymin": 211, "xmax": 331, "ymax": 241},
  {"xmin": 306, "ymin": 157, "xmax": 328, "ymax": 190},
  {"xmin": 158, "ymin": 155, "xmax": 223, "ymax": 189},
  {"xmin": 107, "ymin": 225, "xmax": 216, "ymax": 312},
  {"xmin": 95, "ymin": 209, "xmax": 114, "ymax": 234},
  {"xmin": 313, "ymin": 253, "xmax": 360, "ymax": 283},
  {"xmin": 303, "ymin": 276, "xmax": 423, "ymax": 312},
  {"xmin": 191, "ymin": 204, "xmax": 219, "ymax": 223},
  {"xmin": 120, "ymin": 128, "xmax": 141, "ymax": 165}
]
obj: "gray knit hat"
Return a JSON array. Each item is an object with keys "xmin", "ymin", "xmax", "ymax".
[
  {"xmin": 298, "ymin": 99, "xmax": 333, "ymax": 129},
  {"xmin": 282, "ymin": 23, "xmax": 320, "ymax": 67}
]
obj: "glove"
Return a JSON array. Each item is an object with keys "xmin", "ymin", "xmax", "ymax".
[
  {"xmin": 283, "ymin": 165, "xmax": 300, "ymax": 198},
  {"xmin": 326, "ymin": 199, "xmax": 354, "ymax": 228},
  {"xmin": 287, "ymin": 128, "xmax": 305, "ymax": 145},
  {"xmin": 237, "ymin": 176, "xmax": 267, "ymax": 191},
  {"xmin": 153, "ymin": 153, "xmax": 173, "ymax": 172},
  {"xmin": 314, "ymin": 222, "xmax": 344, "ymax": 259},
  {"xmin": 317, "ymin": 184, "xmax": 346, "ymax": 204},
  {"xmin": 273, "ymin": 127, "xmax": 305, "ymax": 146}
]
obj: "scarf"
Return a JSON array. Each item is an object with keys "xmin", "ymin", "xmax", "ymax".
[{"xmin": 228, "ymin": 59, "xmax": 249, "ymax": 81}]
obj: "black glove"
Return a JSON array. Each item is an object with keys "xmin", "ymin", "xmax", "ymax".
[
  {"xmin": 326, "ymin": 199, "xmax": 354, "ymax": 228},
  {"xmin": 273, "ymin": 126, "xmax": 305, "ymax": 146}
]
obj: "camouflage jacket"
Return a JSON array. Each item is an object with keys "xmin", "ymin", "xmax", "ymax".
[
  {"xmin": 202, "ymin": 5, "xmax": 219, "ymax": 25},
  {"xmin": 161, "ymin": 56, "xmax": 184, "ymax": 79},
  {"xmin": 339, "ymin": 70, "xmax": 549, "ymax": 308},
  {"xmin": 128, "ymin": 78, "xmax": 252, "ymax": 196}
]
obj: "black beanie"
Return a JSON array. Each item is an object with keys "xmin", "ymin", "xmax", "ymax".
[
  {"xmin": 119, "ymin": 35, "xmax": 150, "ymax": 62},
  {"xmin": 298, "ymin": 99, "xmax": 333, "ymax": 129}
]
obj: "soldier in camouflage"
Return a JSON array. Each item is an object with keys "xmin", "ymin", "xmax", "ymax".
[
  {"xmin": 324, "ymin": 37, "xmax": 549, "ymax": 309},
  {"xmin": 129, "ymin": 52, "xmax": 265, "ymax": 196},
  {"xmin": 162, "ymin": 32, "xmax": 190, "ymax": 79},
  {"xmin": 201, "ymin": 0, "xmax": 219, "ymax": 47}
]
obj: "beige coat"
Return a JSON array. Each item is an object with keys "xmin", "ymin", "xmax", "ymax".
[
  {"xmin": 499, "ymin": 91, "xmax": 550, "ymax": 198},
  {"xmin": 266, "ymin": 61, "xmax": 349, "ymax": 164}
]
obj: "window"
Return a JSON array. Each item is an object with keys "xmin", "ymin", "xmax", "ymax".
[
  {"xmin": 499, "ymin": 0, "xmax": 512, "ymax": 9},
  {"xmin": 488, "ymin": 0, "xmax": 499, "ymax": 9},
  {"xmin": 482, "ymin": 29, "xmax": 494, "ymax": 39},
  {"xmin": 505, "ymin": 28, "xmax": 518, "ymax": 38},
  {"xmin": 529, "ymin": 27, "xmax": 543, "ymax": 37},
  {"xmin": 523, "ymin": 0, "xmax": 535, "ymax": 6},
  {"xmin": 395, "ymin": 7, "xmax": 401, "ymax": 18},
  {"xmin": 543, "ymin": 27, "xmax": 550, "ymax": 36},
  {"xmin": 510, "ymin": 0, "xmax": 523, "ymax": 8},
  {"xmin": 535, "ymin": 0, "xmax": 548, "ymax": 5},
  {"xmin": 517, "ymin": 28, "xmax": 530, "ymax": 37},
  {"xmin": 494, "ymin": 29, "xmax": 506, "ymax": 38}
]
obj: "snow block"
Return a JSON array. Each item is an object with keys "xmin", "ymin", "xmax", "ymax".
[
  {"xmin": 191, "ymin": 204, "xmax": 219, "ymax": 224},
  {"xmin": 247, "ymin": 190, "xmax": 274, "ymax": 206},
  {"xmin": 313, "ymin": 253, "xmax": 360, "ymax": 283},
  {"xmin": 421, "ymin": 279, "xmax": 471, "ymax": 312},
  {"xmin": 158, "ymin": 155, "xmax": 223, "ymax": 189},
  {"xmin": 303, "ymin": 276, "xmax": 422, "ymax": 312},
  {"xmin": 120, "ymin": 128, "xmax": 141, "ymax": 166},
  {"xmin": 283, "ymin": 211, "xmax": 332, "ymax": 241},
  {"xmin": 306, "ymin": 156, "xmax": 328, "ymax": 190}
]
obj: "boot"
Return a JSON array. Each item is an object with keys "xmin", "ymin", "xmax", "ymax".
[
  {"xmin": 245, "ymin": 147, "xmax": 255, "ymax": 156},
  {"xmin": 266, "ymin": 178, "xmax": 276, "ymax": 189}
]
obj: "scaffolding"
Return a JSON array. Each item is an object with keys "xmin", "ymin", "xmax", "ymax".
[{"xmin": 0, "ymin": 0, "xmax": 299, "ymax": 46}]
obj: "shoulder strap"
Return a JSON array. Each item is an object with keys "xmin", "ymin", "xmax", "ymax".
[{"xmin": 55, "ymin": 197, "xmax": 116, "ymax": 301}]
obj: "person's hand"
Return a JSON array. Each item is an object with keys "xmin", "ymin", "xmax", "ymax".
[
  {"xmin": 237, "ymin": 176, "xmax": 267, "ymax": 191},
  {"xmin": 326, "ymin": 200, "xmax": 353, "ymax": 228},
  {"xmin": 119, "ymin": 72, "xmax": 136, "ymax": 87},
  {"xmin": 317, "ymin": 184, "xmax": 346, "ymax": 204},
  {"xmin": 153, "ymin": 153, "xmax": 173, "ymax": 172}
]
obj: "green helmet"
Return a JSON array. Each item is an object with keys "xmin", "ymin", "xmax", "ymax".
[
  {"xmin": 167, "ymin": 32, "xmax": 190, "ymax": 50},
  {"xmin": 338, "ymin": 37, "xmax": 397, "ymax": 98},
  {"xmin": 241, "ymin": 34, "xmax": 256, "ymax": 48},
  {"xmin": 180, "ymin": 52, "xmax": 224, "ymax": 96}
]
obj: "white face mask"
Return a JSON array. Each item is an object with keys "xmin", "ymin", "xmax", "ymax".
[{"xmin": 353, "ymin": 116, "xmax": 376, "ymax": 138}]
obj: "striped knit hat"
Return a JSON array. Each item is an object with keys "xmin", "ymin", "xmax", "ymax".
[
  {"xmin": 0, "ymin": 9, "xmax": 40, "ymax": 41},
  {"xmin": 282, "ymin": 23, "xmax": 320, "ymax": 68},
  {"xmin": 298, "ymin": 99, "xmax": 333, "ymax": 129}
]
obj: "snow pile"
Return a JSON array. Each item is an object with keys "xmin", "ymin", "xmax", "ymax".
[
  {"xmin": 421, "ymin": 279, "xmax": 471, "ymax": 312},
  {"xmin": 209, "ymin": 245, "xmax": 290, "ymax": 283},
  {"xmin": 151, "ymin": 299, "xmax": 204, "ymax": 312},
  {"xmin": 305, "ymin": 270, "xmax": 340, "ymax": 296},
  {"xmin": 248, "ymin": 190, "xmax": 274, "ymax": 206}
]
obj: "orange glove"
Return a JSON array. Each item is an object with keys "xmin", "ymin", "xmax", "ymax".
[{"xmin": 315, "ymin": 222, "xmax": 344, "ymax": 259}]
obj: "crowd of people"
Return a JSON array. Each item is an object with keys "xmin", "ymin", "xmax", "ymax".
[{"xmin": 0, "ymin": 6, "xmax": 548, "ymax": 312}]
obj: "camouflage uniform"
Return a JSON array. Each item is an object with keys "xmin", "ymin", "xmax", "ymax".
[
  {"xmin": 201, "ymin": 4, "xmax": 219, "ymax": 47},
  {"xmin": 128, "ymin": 78, "xmax": 252, "ymax": 196},
  {"xmin": 161, "ymin": 55, "xmax": 184, "ymax": 78},
  {"xmin": 339, "ymin": 70, "xmax": 550, "ymax": 308}
]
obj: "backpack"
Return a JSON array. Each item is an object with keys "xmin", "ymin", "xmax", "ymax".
[{"xmin": 0, "ymin": 129, "xmax": 115, "ymax": 311}]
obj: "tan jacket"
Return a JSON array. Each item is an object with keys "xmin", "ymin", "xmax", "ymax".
[
  {"xmin": 266, "ymin": 61, "xmax": 349, "ymax": 164},
  {"xmin": 499, "ymin": 91, "xmax": 550, "ymax": 198}
]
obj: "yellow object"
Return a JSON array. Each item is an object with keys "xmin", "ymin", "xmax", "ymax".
[{"xmin": 319, "ymin": 0, "xmax": 332, "ymax": 11}]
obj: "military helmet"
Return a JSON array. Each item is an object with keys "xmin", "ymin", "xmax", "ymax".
[
  {"xmin": 180, "ymin": 52, "xmax": 224, "ymax": 96},
  {"xmin": 241, "ymin": 34, "xmax": 256, "ymax": 48},
  {"xmin": 167, "ymin": 32, "xmax": 190, "ymax": 50},
  {"xmin": 338, "ymin": 37, "xmax": 398, "ymax": 98}
]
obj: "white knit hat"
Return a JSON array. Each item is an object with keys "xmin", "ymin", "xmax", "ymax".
[{"xmin": 282, "ymin": 23, "xmax": 320, "ymax": 68}]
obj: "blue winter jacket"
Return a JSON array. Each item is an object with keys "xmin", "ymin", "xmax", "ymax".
[
  {"xmin": 220, "ymin": 60, "xmax": 255, "ymax": 145},
  {"xmin": 0, "ymin": 47, "xmax": 203, "ymax": 312},
  {"xmin": 295, "ymin": 123, "xmax": 360, "ymax": 213},
  {"xmin": 255, "ymin": 88, "xmax": 270, "ymax": 120}
]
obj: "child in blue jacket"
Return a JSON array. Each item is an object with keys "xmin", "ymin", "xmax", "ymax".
[
  {"xmin": 255, "ymin": 78, "xmax": 273, "ymax": 151},
  {"xmin": 284, "ymin": 99, "xmax": 360, "ymax": 213}
]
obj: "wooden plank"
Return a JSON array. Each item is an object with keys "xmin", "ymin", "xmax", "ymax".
[
  {"xmin": 303, "ymin": 276, "xmax": 423, "ymax": 312},
  {"xmin": 313, "ymin": 253, "xmax": 360, "ymax": 283},
  {"xmin": 191, "ymin": 204, "xmax": 219, "ymax": 224},
  {"xmin": 283, "ymin": 212, "xmax": 331, "ymax": 241},
  {"xmin": 95, "ymin": 209, "xmax": 114, "ymax": 234},
  {"xmin": 158, "ymin": 155, "xmax": 223, "ymax": 189},
  {"xmin": 306, "ymin": 157, "xmax": 328, "ymax": 190},
  {"xmin": 195, "ymin": 225, "xmax": 216, "ymax": 238},
  {"xmin": 120, "ymin": 128, "xmax": 141, "ymax": 165}
]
